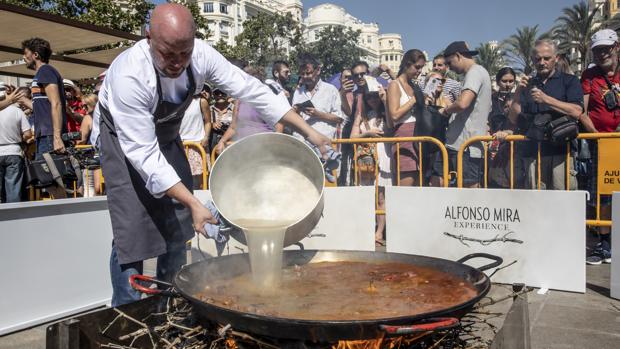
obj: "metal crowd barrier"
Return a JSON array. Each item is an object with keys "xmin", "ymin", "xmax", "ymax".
[
  {"xmin": 182, "ymin": 141, "xmax": 209, "ymax": 189},
  {"xmin": 456, "ymin": 132, "xmax": 620, "ymax": 228},
  {"xmin": 331, "ymin": 137, "xmax": 449, "ymax": 215}
]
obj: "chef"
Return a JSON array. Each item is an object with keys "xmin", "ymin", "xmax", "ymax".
[{"xmin": 92, "ymin": 3, "xmax": 331, "ymax": 306}]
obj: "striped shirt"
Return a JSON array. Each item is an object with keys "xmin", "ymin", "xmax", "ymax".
[{"xmin": 418, "ymin": 76, "xmax": 461, "ymax": 103}]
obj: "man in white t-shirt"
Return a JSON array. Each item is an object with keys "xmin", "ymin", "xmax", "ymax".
[
  {"xmin": 0, "ymin": 94, "xmax": 32, "ymax": 202},
  {"xmin": 433, "ymin": 41, "xmax": 492, "ymax": 188}
]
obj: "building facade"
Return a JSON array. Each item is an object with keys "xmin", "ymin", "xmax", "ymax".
[
  {"xmin": 304, "ymin": 3, "xmax": 403, "ymax": 69},
  {"xmin": 195, "ymin": 1, "xmax": 405, "ymax": 69},
  {"xmin": 195, "ymin": 0, "xmax": 303, "ymax": 46}
]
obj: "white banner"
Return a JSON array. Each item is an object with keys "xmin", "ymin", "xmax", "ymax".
[
  {"xmin": 611, "ymin": 193, "xmax": 620, "ymax": 300},
  {"xmin": 385, "ymin": 187, "xmax": 586, "ymax": 293},
  {"xmin": 192, "ymin": 187, "xmax": 376, "ymax": 261},
  {"xmin": 0, "ymin": 197, "xmax": 113, "ymax": 335}
]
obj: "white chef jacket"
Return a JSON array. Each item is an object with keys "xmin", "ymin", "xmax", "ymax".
[{"xmin": 92, "ymin": 39, "xmax": 291, "ymax": 197}]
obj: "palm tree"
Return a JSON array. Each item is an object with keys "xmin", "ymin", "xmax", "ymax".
[
  {"xmin": 475, "ymin": 42, "xmax": 505, "ymax": 78},
  {"xmin": 503, "ymin": 25, "xmax": 541, "ymax": 74},
  {"xmin": 552, "ymin": 0, "xmax": 602, "ymax": 72}
]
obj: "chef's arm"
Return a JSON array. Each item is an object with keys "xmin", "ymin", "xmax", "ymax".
[
  {"xmin": 280, "ymin": 109, "xmax": 331, "ymax": 153},
  {"xmin": 166, "ymin": 182, "xmax": 218, "ymax": 231}
]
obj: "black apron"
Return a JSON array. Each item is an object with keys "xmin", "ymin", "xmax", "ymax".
[{"xmin": 100, "ymin": 66, "xmax": 196, "ymax": 264}]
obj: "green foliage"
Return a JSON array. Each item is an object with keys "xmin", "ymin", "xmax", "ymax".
[
  {"xmin": 4, "ymin": 0, "xmax": 153, "ymax": 34},
  {"xmin": 233, "ymin": 12, "xmax": 303, "ymax": 67},
  {"xmin": 5, "ymin": 0, "xmax": 210, "ymax": 40},
  {"xmin": 503, "ymin": 25, "xmax": 543, "ymax": 74},
  {"xmin": 300, "ymin": 25, "xmax": 363, "ymax": 78},
  {"xmin": 475, "ymin": 42, "xmax": 505, "ymax": 78},
  {"xmin": 552, "ymin": 0, "xmax": 601, "ymax": 73},
  {"xmin": 213, "ymin": 38, "xmax": 247, "ymax": 61}
]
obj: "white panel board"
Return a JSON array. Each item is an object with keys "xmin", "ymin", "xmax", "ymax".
[
  {"xmin": 191, "ymin": 187, "xmax": 376, "ymax": 261},
  {"xmin": 385, "ymin": 187, "xmax": 586, "ymax": 293},
  {"xmin": 611, "ymin": 193, "xmax": 620, "ymax": 300},
  {"xmin": 0, "ymin": 197, "xmax": 113, "ymax": 335}
]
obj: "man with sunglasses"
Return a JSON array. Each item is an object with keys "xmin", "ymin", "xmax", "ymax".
[
  {"xmin": 580, "ymin": 29, "xmax": 620, "ymax": 265},
  {"xmin": 339, "ymin": 61, "xmax": 373, "ymax": 185}
]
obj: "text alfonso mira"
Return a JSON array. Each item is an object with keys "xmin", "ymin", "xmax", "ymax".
[{"xmin": 444, "ymin": 206, "xmax": 520, "ymax": 231}]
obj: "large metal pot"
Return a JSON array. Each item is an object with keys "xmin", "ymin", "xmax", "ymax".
[{"xmin": 209, "ymin": 133, "xmax": 325, "ymax": 247}]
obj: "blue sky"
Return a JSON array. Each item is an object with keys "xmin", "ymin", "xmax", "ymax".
[
  {"xmin": 302, "ymin": 0, "xmax": 582, "ymax": 57},
  {"xmin": 154, "ymin": 0, "xmax": 581, "ymax": 56}
]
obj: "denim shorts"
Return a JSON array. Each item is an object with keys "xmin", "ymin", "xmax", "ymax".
[
  {"xmin": 432, "ymin": 149, "xmax": 482, "ymax": 186},
  {"xmin": 35, "ymin": 135, "xmax": 55, "ymax": 160}
]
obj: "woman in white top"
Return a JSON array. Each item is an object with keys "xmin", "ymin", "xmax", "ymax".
[
  {"xmin": 180, "ymin": 85, "xmax": 211, "ymax": 189},
  {"xmin": 351, "ymin": 87, "xmax": 391, "ymax": 245},
  {"xmin": 386, "ymin": 49, "xmax": 427, "ymax": 186}
]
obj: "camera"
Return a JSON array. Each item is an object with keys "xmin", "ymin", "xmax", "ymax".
[
  {"xmin": 603, "ymin": 89, "xmax": 619, "ymax": 111},
  {"xmin": 424, "ymin": 77, "xmax": 442, "ymax": 97},
  {"xmin": 61, "ymin": 132, "xmax": 81, "ymax": 142},
  {"xmin": 364, "ymin": 75, "xmax": 380, "ymax": 93}
]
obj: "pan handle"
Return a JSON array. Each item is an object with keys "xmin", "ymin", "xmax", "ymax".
[
  {"xmin": 456, "ymin": 253, "xmax": 503, "ymax": 272},
  {"xmin": 129, "ymin": 274, "xmax": 179, "ymax": 297},
  {"xmin": 380, "ymin": 317, "xmax": 459, "ymax": 335}
]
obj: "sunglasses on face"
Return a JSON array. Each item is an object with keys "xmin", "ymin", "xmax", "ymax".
[{"xmin": 352, "ymin": 72, "xmax": 367, "ymax": 79}]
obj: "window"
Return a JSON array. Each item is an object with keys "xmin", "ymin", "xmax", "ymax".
[
  {"xmin": 390, "ymin": 55, "xmax": 394, "ymax": 61},
  {"xmin": 220, "ymin": 21, "xmax": 229, "ymax": 35},
  {"xmin": 204, "ymin": 2, "xmax": 213, "ymax": 13},
  {"xmin": 220, "ymin": 3, "xmax": 228, "ymax": 14},
  {"xmin": 367, "ymin": 35, "xmax": 372, "ymax": 44}
]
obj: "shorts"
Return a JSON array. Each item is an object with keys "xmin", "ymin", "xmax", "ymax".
[
  {"xmin": 432, "ymin": 149, "xmax": 482, "ymax": 187},
  {"xmin": 35, "ymin": 135, "xmax": 54, "ymax": 160}
]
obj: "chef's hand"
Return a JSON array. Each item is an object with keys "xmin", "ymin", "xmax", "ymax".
[
  {"xmin": 191, "ymin": 204, "xmax": 218, "ymax": 236},
  {"xmin": 307, "ymin": 131, "xmax": 332, "ymax": 157}
]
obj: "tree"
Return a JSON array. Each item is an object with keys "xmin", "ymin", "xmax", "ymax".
[
  {"xmin": 5, "ymin": 0, "xmax": 153, "ymax": 34},
  {"xmin": 475, "ymin": 42, "xmax": 505, "ymax": 78},
  {"xmin": 302, "ymin": 25, "xmax": 363, "ymax": 78},
  {"xmin": 552, "ymin": 0, "xmax": 602, "ymax": 72},
  {"xmin": 503, "ymin": 25, "xmax": 544, "ymax": 74},
  {"xmin": 5, "ymin": 0, "xmax": 210, "ymax": 40},
  {"xmin": 233, "ymin": 12, "xmax": 303, "ymax": 67},
  {"xmin": 213, "ymin": 38, "xmax": 248, "ymax": 61}
]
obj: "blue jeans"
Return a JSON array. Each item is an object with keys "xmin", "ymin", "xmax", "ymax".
[
  {"xmin": 0, "ymin": 155, "xmax": 24, "ymax": 203},
  {"xmin": 109, "ymin": 240, "xmax": 187, "ymax": 307},
  {"xmin": 35, "ymin": 135, "xmax": 55, "ymax": 160}
]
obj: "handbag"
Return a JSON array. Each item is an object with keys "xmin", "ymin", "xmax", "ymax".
[
  {"xmin": 26, "ymin": 152, "xmax": 82, "ymax": 193},
  {"xmin": 356, "ymin": 119, "xmax": 377, "ymax": 174},
  {"xmin": 524, "ymin": 113, "xmax": 552, "ymax": 142},
  {"xmin": 411, "ymin": 84, "xmax": 446, "ymax": 153},
  {"xmin": 548, "ymin": 115, "xmax": 579, "ymax": 143}
]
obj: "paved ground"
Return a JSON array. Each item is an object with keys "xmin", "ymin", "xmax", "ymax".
[{"xmin": 1, "ymin": 259, "xmax": 618, "ymax": 348}]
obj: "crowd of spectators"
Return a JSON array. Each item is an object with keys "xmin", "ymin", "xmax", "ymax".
[{"xmin": 1, "ymin": 30, "xmax": 619, "ymax": 263}]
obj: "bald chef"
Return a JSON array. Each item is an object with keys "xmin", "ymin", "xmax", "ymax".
[{"xmin": 91, "ymin": 3, "xmax": 331, "ymax": 306}]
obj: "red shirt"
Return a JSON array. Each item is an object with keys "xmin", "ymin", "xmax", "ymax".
[
  {"xmin": 67, "ymin": 99, "xmax": 87, "ymax": 133},
  {"xmin": 581, "ymin": 66, "xmax": 620, "ymax": 132}
]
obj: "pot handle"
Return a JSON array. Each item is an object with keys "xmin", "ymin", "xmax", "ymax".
[
  {"xmin": 129, "ymin": 274, "xmax": 179, "ymax": 297},
  {"xmin": 380, "ymin": 317, "xmax": 459, "ymax": 335},
  {"xmin": 456, "ymin": 253, "xmax": 503, "ymax": 272}
]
